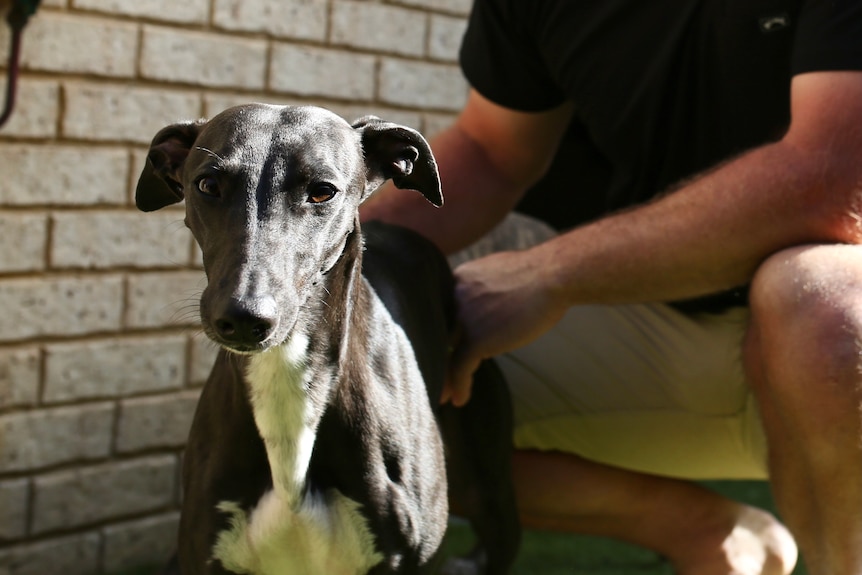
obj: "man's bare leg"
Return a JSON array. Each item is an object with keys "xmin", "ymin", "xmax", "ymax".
[
  {"xmin": 745, "ymin": 244, "xmax": 862, "ymax": 574},
  {"xmin": 512, "ymin": 449, "xmax": 797, "ymax": 575}
]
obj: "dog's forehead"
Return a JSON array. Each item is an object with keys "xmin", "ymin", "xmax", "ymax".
[{"xmin": 195, "ymin": 104, "xmax": 361, "ymax": 167}]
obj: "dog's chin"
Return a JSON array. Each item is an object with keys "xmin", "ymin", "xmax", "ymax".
[
  {"xmin": 222, "ymin": 338, "xmax": 288, "ymax": 355},
  {"xmin": 204, "ymin": 330, "xmax": 286, "ymax": 356},
  {"xmin": 217, "ymin": 342, "xmax": 269, "ymax": 356}
]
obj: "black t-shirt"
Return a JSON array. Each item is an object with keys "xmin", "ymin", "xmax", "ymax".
[{"xmin": 460, "ymin": 0, "xmax": 862, "ymax": 310}]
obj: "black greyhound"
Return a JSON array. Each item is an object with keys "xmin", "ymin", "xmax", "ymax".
[{"xmin": 136, "ymin": 103, "xmax": 520, "ymax": 574}]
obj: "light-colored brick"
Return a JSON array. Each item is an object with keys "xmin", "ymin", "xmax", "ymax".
[
  {"xmin": 189, "ymin": 332, "xmax": 218, "ymax": 385},
  {"xmin": 378, "ymin": 58, "xmax": 467, "ymax": 110},
  {"xmin": 31, "ymin": 456, "xmax": 176, "ymax": 534},
  {"xmin": 331, "ymin": 1, "xmax": 427, "ymax": 57},
  {"xmin": 141, "ymin": 26, "xmax": 267, "ymax": 90},
  {"xmin": 422, "ymin": 111, "xmax": 457, "ymax": 138},
  {"xmin": 203, "ymin": 96, "xmax": 426, "ymax": 131},
  {"xmin": 0, "ymin": 276, "xmax": 123, "ymax": 341},
  {"xmin": 0, "ymin": 79, "xmax": 60, "ymax": 138},
  {"xmin": 116, "ymin": 390, "xmax": 200, "ymax": 452},
  {"xmin": 0, "ymin": 403, "xmax": 114, "ymax": 473},
  {"xmin": 0, "ymin": 532, "xmax": 100, "ymax": 575},
  {"xmin": 126, "ymin": 270, "xmax": 205, "ymax": 328},
  {"xmin": 0, "ymin": 213, "xmax": 47, "ymax": 273},
  {"xmin": 328, "ymin": 104, "xmax": 424, "ymax": 132},
  {"xmin": 0, "ymin": 479, "xmax": 29, "ymax": 540},
  {"xmin": 71, "ymin": 0, "xmax": 209, "ymax": 24},
  {"xmin": 429, "ymin": 14, "xmax": 468, "ymax": 61},
  {"xmin": 51, "ymin": 211, "xmax": 192, "ymax": 269},
  {"xmin": 270, "ymin": 44, "xmax": 376, "ymax": 100},
  {"xmin": 0, "ymin": 348, "xmax": 40, "ymax": 411},
  {"xmin": 394, "ymin": 0, "xmax": 471, "ymax": 16},
  {"xmin": 0, "ymin": 0, "xmax": 494, "ymax": 566},
  {"xmin": 15, "ymin": 13, "xmax": 137, "ymax": 77},
  {"xmin": 43, "ymin": 336, "xmax": 186, "ymax": 403},
  {"xmin": 62, "ymin": 82, "xmax": 202, "ymax": 144},
  {"xmin": 0, "ymin": 145, "xmax": 129, "ymax": 206},
  {"xmin": 213, "ymin": 0, "xmax": 327, "ymax": 41},
  {"xmin": 102, "ymin": 512, "xmax": 179, "ymax": 573},
  {"xmin": 202, "ymin": 93, "xmax": 303, "ymax": 119}
]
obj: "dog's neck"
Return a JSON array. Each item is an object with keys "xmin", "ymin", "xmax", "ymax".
[
  {"xmin": 320, "ymin": 223, "xmax": 367, "ymax": 363},
  {"xmin": 224, "ymin": 320, "xmax": 383, "ymax": 574},
  {"xmin": 245, "ymin": 224, "xmax": 365, "ymax": 505},
  {"xmin": 246, "ymin": 333, "xmax": 316, "ymax": 506},
  {"xmin": 221, "ymin": 224, "xmax": 385, "ymax": 573}
]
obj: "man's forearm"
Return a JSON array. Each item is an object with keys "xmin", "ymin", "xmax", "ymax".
[{"xmin": 537, "ymin": 138, "xmax": 862, "ymax": 308}]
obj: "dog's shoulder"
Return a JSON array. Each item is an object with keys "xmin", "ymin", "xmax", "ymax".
[
  {"xmin": 360, "ymin": 220, "xmax": 453, "ymax": 304},
  {"xmin": 359, "ymin": 219, "xmax": 454, "ymax": 341},
  {"xmin": 359, "ymin": 220, "xmax": 454, "ymax": 400}
]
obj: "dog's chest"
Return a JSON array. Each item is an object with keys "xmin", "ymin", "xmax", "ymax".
[{"xmin": 212, "ymin": 335, "xmax": 383, "ymax": 575}]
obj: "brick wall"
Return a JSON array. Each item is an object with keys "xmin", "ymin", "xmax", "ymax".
[{"xmin": 0, "ymin": 1, "xmax": 468, "ymax": 573}]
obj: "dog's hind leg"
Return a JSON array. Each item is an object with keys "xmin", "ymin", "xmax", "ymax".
[{"xmin": 441, "ymin": 360, "xmax": 521, "ymax": 575}]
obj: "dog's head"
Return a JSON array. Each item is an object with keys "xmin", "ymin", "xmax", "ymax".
[{"xmin": 135, "ymin": 103, "xmax": 441, "ymax": 353}]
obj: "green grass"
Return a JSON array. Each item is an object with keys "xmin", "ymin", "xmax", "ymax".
[
  {"xmin": 107, "ymin": 568, "xmax": 163, "ymax": 575},
  {"xmin": 107, "ymin": 481, "xmax": 807, "ymax": 575}
]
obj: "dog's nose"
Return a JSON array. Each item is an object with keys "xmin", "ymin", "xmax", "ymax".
[{"xmin": 214, "ymin": 296, "xmax": 279, "ymax": 347}]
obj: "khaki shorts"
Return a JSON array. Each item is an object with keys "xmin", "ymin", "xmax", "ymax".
[{"xmin": 450, "ymin": 214, "xmax": 768, "ymax": 480}]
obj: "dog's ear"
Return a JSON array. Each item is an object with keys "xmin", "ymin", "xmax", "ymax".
[
  {"xmin": 135, "ymin": 120, "xmax": 205, "ymax": 212},
  {"xmin": 352, "ymin": 116, "xmax": 443, "ymax": 207}
]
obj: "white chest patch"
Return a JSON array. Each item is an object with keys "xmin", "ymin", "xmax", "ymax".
[{"xmin": 212, "ymin": 333, "xmax": 384, "ymax": 575}]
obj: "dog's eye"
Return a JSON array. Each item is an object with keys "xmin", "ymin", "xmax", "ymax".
[
  {"xmin": 196, "ymin": 176, "xmax": 220, "ymax": 197},
  {"xmin": 307, "ymin": 183, "xmax": 337, "ymax": 204}
]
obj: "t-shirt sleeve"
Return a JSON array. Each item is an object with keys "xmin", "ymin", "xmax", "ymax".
[
  {"xmin": 792, "ymin": 0, "xmax": 862, "ymax": 74},
  {"xmin": 459, "ymin": 0, "xmax": 567, "ymax": 111}
]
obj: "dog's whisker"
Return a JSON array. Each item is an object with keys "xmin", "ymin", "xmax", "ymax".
[
  {"xmin": 318, "ymin": 286, "xmax": 333, "ymax": 312},
  {"xmin": 195, "ymin": 146, "xmax": 226, "ymax": 163},
  {"xmin": 191, "ymin": 329, "xmax": 215, "ymax": 347},
  {"xmin": 164, "ymin": 218, "xmax": 188, "ymax": 232},
  {"xmin": 165, "ymin": 296, "xmax": 202, "ymax": 326},
  {"xmin": 179, "ymin": 325, "xmax": 206, "ymax": 339}
]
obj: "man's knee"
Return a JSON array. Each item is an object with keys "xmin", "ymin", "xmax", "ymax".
[{"xmin": 746, "ymin": 244, "xmax": 862, "ymax": 386}]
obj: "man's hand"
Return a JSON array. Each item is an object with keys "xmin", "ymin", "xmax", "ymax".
[{"xmin": 442, "ymin": 247, "xmax": 569, "ymax": 406}]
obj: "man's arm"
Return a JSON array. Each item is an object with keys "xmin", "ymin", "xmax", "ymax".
[
  {"xmin": 360, "ymin": 89, "xmax": 575, "ymax": 254},
  {"xmin": 543, "ymin": 71, "xmax": 862, "ymax": 302},
  {"xmin": 446, "ymin": 70, "xmax": 862, "ymax": 405}
]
